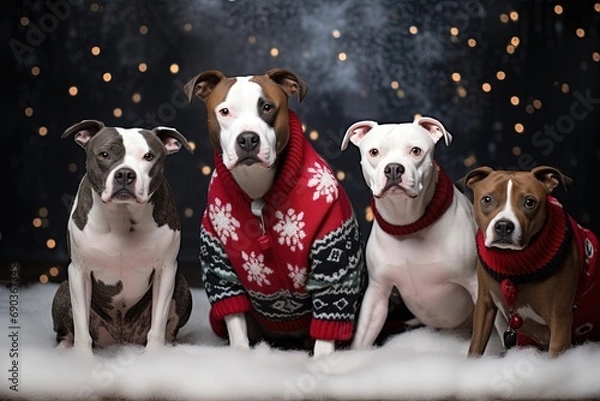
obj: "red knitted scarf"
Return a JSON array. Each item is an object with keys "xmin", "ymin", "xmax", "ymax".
[
  {"xmin": 371, "ymin": 166, "xmax": 454, "ymax": 236},
  {"xmin": 477, "ymin": 197, "xmax": 572, "ymax": 283}
]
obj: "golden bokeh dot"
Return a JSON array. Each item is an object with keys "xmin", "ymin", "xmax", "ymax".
[
  {"xmin": 184, "ymin": 23, "xmax": 192, "ymax": 31},
  {"xmin": 338, "ymin": 52, "xmax": 347, "ymax": 61},
  {"xmin": 533, "ymin": 99, "xmax": 542, "ymax": 109},
  {"xmin": 91, "ymin": 46, "xmax": 101, "ymax": 56},
  {"xmin": 138, "ymin": 63, "xmax": 148, "ymax": 72},
  {"xmin": 496, "ymin": 71, "xmax": 506, "ymax": 80},
  {"xmin": 595, "ymin": 3, "xmax": 600, "ymax": 12},
  {"xmin": 46, "ymin": 239, "xmax": 56, "ymax": 249},
  {"xmin": 113, "ymin": 108, "xmax": 123, "ymax": 118},
  {"xmin": 68, "ymin": 86, "xmax": 78, "ymax": 96},
  {"xmin": 20, "ymin": 16, "xmax": 29, "ymax": 26},
  {"xmin": 526, "ymin": 105, "xmax": 535, "ymax": 114},
  {"xmin": 170, "ymin": 63, "xmax": 180, "ymax": 74},
  {"xmin": 68, "ymin": 163, "xmax": 78, "ymax": 173},
  {"xmin": 90, "ymin": 3, "xmax": 100, "ymax": 12},
  {"xmin": 102, "ymin": 72, "xmax": 112, "ymax": 82},
  {"xmin": 561, "ymin": 83, "xmax": 570, "ymax": 93},
  {"xmin": 201, "ymin": 165, "xmax": 212, "ymax": 175},
  {"xmin": 593, "ymin": 52, "xmax": 600, "ymax": 62},
  {"xmin": 365, "ymin": 206, "xmax": 374, "ymax": 222},
  {"xmin": 451, "ymin": 72, "xmax": 461, "ymax": 82},
  {"xmin": 39, "ymin": 207, "xmax": 48, "ymax": 217},
  {"xmin": 32, "ymin": 218, "xmax": 42, "ymax": 228},
  {"xmin": 500, "ymin": 14, "xmax": 509, "ymax": 23},
  {"xmin": 49, "ymin": 267, "xmax": 60, "ymax": 277},
  {"xmin": 309, "ymin": 130, "xmax": 319, "ymax": 140},
  {"xmin": 396, "ymin": 89, "xmax": 405, "ymax": 98},
  {"xmin": 25, "ymin": 107, "xmax": 34, "ymax": 117},
  {"xmin": 576, "ymin": 28, "xmax": 585, "ymax": 38},
  {"xmin": 514, "ymin": 123, "xmax": 524, "ymax": 134},
  {"xmin": 450, "ymin": 27, "xmax": 459, "ymax": 36},
  {"xmin": 184, "ymin": 208, "xmax": 194, "ymax": 218},
  {"xmin": 512, "ymin": 146, "xmax": 522, "ymax": 156},
  {"xmin": 38, "ymin": 126, "xmax": 48, "ymax": 136},
  {"xmin": 332, "ymin": 29, "xmax": 341, "ymax": 38},
  {"xmin": 31, "ymin": 66, "xmax": 40, "ymax": 76},
  {"xmin": 139, "ymin": 25, "xmax": 148, "ymax": 35},
  {"xmin": 390, "ymin": 81, "xmax": 399, "ymax": 89},
  {"xmin": 463, "ymin": 155, "xmax": 477, "ymax": 167},
  {"xmin": 248, "ymin": 36, "xmax": 256, "ymax": 44},
  {"xmin": 457, "ymin": 86, "xmax": 467, "ymax": 98},
  {"xmin": 188, "ymin": 141, "xmax": 196, "ymax": 152},
  {"xmin": 554, "ymin": 5, "xmax": 563, "ymax": 15},
  {"xmin": 467, "ymin": 38, "xmax": 477, "ymax": 47},
  {"xmin": 409, "ymin": 26, "xmax": 418, "ymax": 34},
  {"xmin": 270, "ymin": 47, "xmax": 279, "ymax": 57},
  {"xmin": 336, "ymin": 171, "xmax": 346, "ymax": 181},
  {"xmin": 510, "ymin": 11, "xmax": 519, "ymax": 21},
  {"xmin": 510, "ymin": 96, "xmax": 520, "ymax": 106},
  {"xmin": 482, "ymin": 83, "xmax": 492, "ymax": 92},
  {"xmin": 511, "ymin": 36, "xmax": 520, "ymax": 46},
  {"xmin": 414, "ymin": 113, "xmax": 422, "ymax": 120},
  {"xmin": 39, "ymin": 275, "xmax": 49, "ymax": 284},
  {"xmin": 132, "ymin": 93, "xmax": 142, "ymax": 103},
  {"xmin": 506, "ymin": 45, "xmax": 515, "ymax": 54}
]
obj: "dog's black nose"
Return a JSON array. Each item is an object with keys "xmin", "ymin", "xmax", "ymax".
[
  {"xmin": 494, "ymin": 220, "xmax": 515, "ymax": 237},
  {"xmin": 114, "ymin": 168, "xmax": 136, "ymax": 186},
  {"xmin": 384, "ymin": 163, "xmax": 405, "ymax": 181},
  {"xmin": 237, "ymin": 132, "xmax": 260, "ymax": 151}
]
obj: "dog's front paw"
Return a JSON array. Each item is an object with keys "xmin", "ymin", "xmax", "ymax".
[
  {"xmin": 146, "ymin": 334, "xmax": 166, "ymax": 351},
  {"xmin": 313, "ymin": 340, "xmax": 335, "ymax": 358}
]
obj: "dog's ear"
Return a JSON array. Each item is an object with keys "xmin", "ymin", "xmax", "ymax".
[
  {"xmin": 61, "ymin": 120, "xmax": 105, "ymax": 148},
  {"xmin": 531, "ymin": 166, "xmax": 573, "ymax": 193},
  {"xmin": 455, "ymin": 166, "xmax": 494, "ymax": 192},
  {"xmin": 265, "ymin": 69, "xmax": 308, "ymax": 102},
  {"xmin": 184, "ymin": 70, "xmax": 225, "ymax": 103},
  {"xmin": 415, "ymin": 117, "xmax": 453, "ymax": 147},
  {"xmin": 341, "ymin": 121, "xmax": 378, "ymax": 150},
  {"xmin": 152, "ymin": 126, "xmax": 193, "ymax": 155}
]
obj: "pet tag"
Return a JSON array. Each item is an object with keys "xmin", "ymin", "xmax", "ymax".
[{"xmin": 503, "ymin": 328, "xmax": 517, "ymax": 348}]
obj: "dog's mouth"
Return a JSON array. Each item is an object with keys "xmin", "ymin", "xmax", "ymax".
[
  {"xmin": 104, "ymin": 188, "xmax": 144, "ymax": 204},
  {"xmin": 486, "ymin": 236, "xmax": 526, "ymax": 251},
  {"xmin": 376, "ymin": 182, "xmax": 418, "ymax": 199},
  {"xmin": 237, "ymin": 156, "xmax": 261, "ymax": 166}
]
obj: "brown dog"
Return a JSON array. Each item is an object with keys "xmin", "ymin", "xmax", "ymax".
[{"xmin": 458, "ymin": 166, "xmax": 600, "ymax": 356}]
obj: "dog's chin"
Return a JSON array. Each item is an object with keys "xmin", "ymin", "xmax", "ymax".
[
  {"xmin": 104, "ymin": 189, "xmax": 145, "ymax": 204},
  {"xmin": 485, "ymin": 237, "xmax": 526, "ymax": 251},
  {"xmin": 374, "ymin": 184, "xmax": 419, "ymax": 199},
  {"xmin": 233, "ymin": 157, "xmax": 273, "ymax": 169}
]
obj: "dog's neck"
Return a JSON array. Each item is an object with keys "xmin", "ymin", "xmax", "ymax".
[
  {"xmin": 230, "ymin": 164, "xmax": 277, "ymax": 200},
  {"xmin": 91, "ymin": 191, "xmax": 154, "ymax": 233},
  {"xmin": 374, "ymin": 169, "xmax": 438, "ymax": 226}
]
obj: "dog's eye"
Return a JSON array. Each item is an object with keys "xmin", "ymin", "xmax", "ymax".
[
  {"xmin": 481, "ymin": 196, "xmax": 492, "ymax": 206},
  {"xmin": 143, "ymin": 153, "xmax": 154, "ymax": 161},
  {"xmin": 410, "ymin": 147, "xmax": 422, "ymax": 157},
  {"xmin": 524, "ymin": 197, "xmax": 537, "ymax": 210},
  {"xmin": 98, "ymin": 151, "xmax": 109, "ymax": 160},
  {"xmin": 262, "ymin": 104, "xmax": 274, "ymax": 113},
  {"xmin": 219, "ymin": 108, "xmax": 229, "ymax": 116},
  {"xmin": 368, "ymin": 148, "xmax": 379, "ymax": 157}
]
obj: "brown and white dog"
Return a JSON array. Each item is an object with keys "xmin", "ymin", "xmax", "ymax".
[
  {"xmin": 184, "ymin": 69, "xmax": 365, "ymax": 357},
  {"xmin": 458, "ymin": 166, "xmax": 600, "ymax": 356}
]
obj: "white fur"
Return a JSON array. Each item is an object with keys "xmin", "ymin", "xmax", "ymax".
[
  {"xmin": 342, "ymin": 119, "xmax": 483, "ymax": 349},
  {"xmin": 484, "ymin": 179, "xmax": 524, "ymax": 250}
]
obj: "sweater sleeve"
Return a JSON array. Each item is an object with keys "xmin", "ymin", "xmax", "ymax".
[
  {"xmin": 200, "ymin": 215, "xmax": 252, "ymax": 338},
  {"xmin": 305, "ymin": 192, "xmax": 366, "ymax": 342}
]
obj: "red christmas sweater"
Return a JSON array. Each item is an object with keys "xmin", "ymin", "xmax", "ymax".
[
  {"xmin": 200, "ymin": 110, "xmax": 365, "ymax": 342},
  {"xmin": 477, "ymin": 196, "xmax": 600, "ymax": 345}
]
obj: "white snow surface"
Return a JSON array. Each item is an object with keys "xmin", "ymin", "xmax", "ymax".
[{"xmin": 2, "ymin": 284, "xmax": 600, "ymax": 400}]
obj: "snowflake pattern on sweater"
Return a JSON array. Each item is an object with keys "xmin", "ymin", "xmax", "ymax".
[{"xmin": 199, "ymin": 110, "xmax": 366, "ymax": 342}]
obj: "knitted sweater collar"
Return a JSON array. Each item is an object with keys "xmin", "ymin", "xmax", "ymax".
[
  {"xmin": 477, "ymin": 196, "xmax": 572, "ymax": 284},
  {"xmin": 371, "ymin": 166, "xmax": 454, "ymax": 236},
  {"xmin": 214, "ymin": 110, "xmax": 304, "ymax": 204}
]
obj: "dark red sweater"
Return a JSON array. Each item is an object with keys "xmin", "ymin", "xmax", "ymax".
[{"xmin": 200, "ymin": 111, "xmax": 365, "ymax": 341}]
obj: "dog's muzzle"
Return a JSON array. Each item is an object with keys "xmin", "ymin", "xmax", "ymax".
[
  {"xmin": 381, "ymin": 163, "xmax": 405, "ymax": 194},
  {"xmin": 235, "ymin": 131, "xmax": 261, "ymax": 166},
  {"xmin": 112, "ymin": 167, "xmax": 137, "ymax": 201}
]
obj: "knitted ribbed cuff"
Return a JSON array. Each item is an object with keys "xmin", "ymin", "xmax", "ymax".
[
  {"xmin": 309, "ymin": 319, "xmax": 353, "ymax": 341},
  {"xmin": 211, "ymin": 294, "xmax": 252, "ymax": 319}
]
